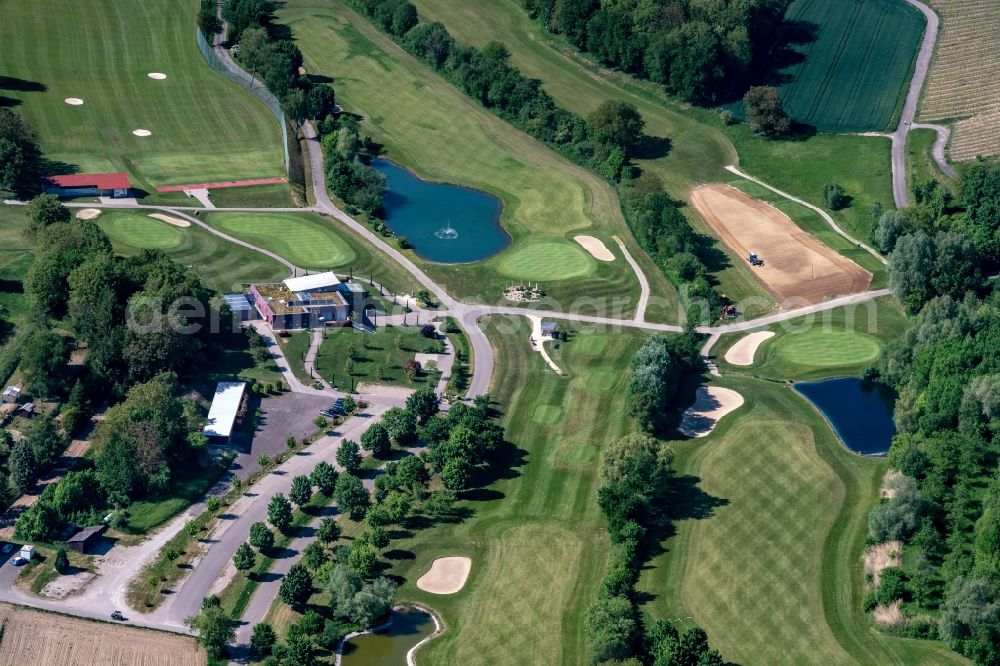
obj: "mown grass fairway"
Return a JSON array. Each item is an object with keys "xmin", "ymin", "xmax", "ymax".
[
  {"xmin": 99, "ymin": 213, "xmax": 183, "ymax": 249},
  {"xmin": 277, "ymin": 1, "xmax": 663, "ymax": 317},
  {"xmin": 97, "ymin": 211, "xmax": 287, "ymax": 293},
  {"xmin": 0, "ymin": 0, "xmax": 285, "ymax": 191},
  {"xmin": 641, "ymin": 377, "xmax": 967, "ymax": 665},
  {"xmin": 208, "ymin": 213, "xmax": 355, "ymax": 268},
  {"xmin": 202, "ymin": 211, "xmax": 421, "ymax": 295},
  {"xmin": 497, "ymin": 241, "xmax": 594, "ymax": 281},
  {"xmin": 767, "ymin": 0, "xmax": 924, "ymax": 132}
]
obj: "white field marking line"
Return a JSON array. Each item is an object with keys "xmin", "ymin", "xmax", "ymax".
[{"xmin": 724, "ymin": 165, "xmax": 887, "ymax": 266}]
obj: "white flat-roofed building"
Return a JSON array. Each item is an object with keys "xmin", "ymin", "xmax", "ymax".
[{"xmin": 203, "ymin": 382, "xmax": 247, "ymax": 443}]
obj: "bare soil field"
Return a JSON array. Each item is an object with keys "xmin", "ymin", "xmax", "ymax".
[
  {"xmin": 0, "ymin": 604, "xmax": 204, "ymax": 666},
  {"xmin": 922, "ymin": 0, "xmax": 1000, "ymax": 160},
  {"xmin": 690, "ymin": 185, "xmax": 871, "ymax": 304}
]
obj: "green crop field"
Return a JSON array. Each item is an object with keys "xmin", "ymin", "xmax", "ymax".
[
  {"xmin": 96, "ymin": 210, "xmax": 287, "ymax": 293},
  {"xmin": 0, "ymin": 0, "xmax": 285, "ymax": 193},
  {"xmin": 202, "ymin": 211, "xmax": 421, "ymax": 296},
  {"xmin": 766, "ymin": 0, "xmax": 925, "ymax": 133},
  {"xmin": 275, "ymin": 1, "xmax": 674, "ymax": 319}
]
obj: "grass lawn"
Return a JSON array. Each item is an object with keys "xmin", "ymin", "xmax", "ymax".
[
  {"xmin": 907, "ymin": 128, "xmax": 955, "ymax": 186},
  {"xmin": 99, "ymin": 212, "xmax": 184, "ymax": 249},
  {"xmin": 96, "ymin": 210, "xmax": 288, "ymax": 293},
  {"xmin": 276, "ymin": 330, "xmax": 314, "ymax": 385},
  {"xmin": 640, "ymin": 376, "xmax": 966, "ymax": 665},
  {"xmin": 314, "ymin": 324, "xmax": 440, "ymax": 390},
  {"xmin": 712, "ymin": 296, "xmax": 908, "ymax": 381},
  {"xmin": 201, "ymin": 212, "xmax": 421, "ymax": 296},
  {"xmin": 0, "ymin": 0, "xmax": 285, "ymax": 195},
  {"xmin": 275, "ymin": 1, "xmax": 664, "ymax": 319},
  {"xmin": 123, "ymin": 452, "xmax": 233, "ymax": 534},
  {"xmin": 203, "ymin": 184, "xmax": 296, "ymax": 209}
]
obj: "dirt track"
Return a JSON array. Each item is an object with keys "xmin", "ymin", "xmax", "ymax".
[{"xmin": 691, "ymin": 185, "xmax": 871, "ymax": 305}]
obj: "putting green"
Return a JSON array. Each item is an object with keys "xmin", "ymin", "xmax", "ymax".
[
  {"xmin": 210, "ymin": 214, "xmax": 356, "ymax": 268},
  {"xmin": 531, "ymin": 404, "xmax": 564, "ymax": 426},
  {"xmin": 498, "ymin": 241, "xmax": 594, "ymax": 281},
  {"xmin": 776, "ymin": 330, "xmax": 880, "ymax": 368},
  {"xmin": 99, "ymin": 213, "xmax": 183, "ymax": 250}
]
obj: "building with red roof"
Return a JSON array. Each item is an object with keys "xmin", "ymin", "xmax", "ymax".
[{"xmin": 43, "ymin": 172, "xmax": 131, "ymax": 199}]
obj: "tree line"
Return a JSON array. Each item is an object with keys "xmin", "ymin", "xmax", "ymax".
[
  {"xmin": 0, "ymin": 108, "xmax": 44, "ymax": 200},
  {"xmin": 521, "ymin": 0, "xmax": 791, "ymax": 105},
  {"xmin": 868, "ymin": 161, "xmax": 1000, "ymax": 663}
]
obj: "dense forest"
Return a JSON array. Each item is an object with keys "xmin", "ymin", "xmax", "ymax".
[
  {"xmin": 521, "ymin": 0, "xmax": 791, "ymax": 104},
  {"xmin": 866, "ymin": 163, "xmax": 1000, "ymax": 664}
]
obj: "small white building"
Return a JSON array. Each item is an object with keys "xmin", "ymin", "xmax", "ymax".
[
  {"xmin": 2, "ymin": 386, "xmax": 20, "ymax": 404},
  {"xmin": 20, "ymin": 545, "xmax": 34, "ymax": 561},
  {"xmin": 203, "ymin": 382, "xmax": 247, "ymax": 443}
]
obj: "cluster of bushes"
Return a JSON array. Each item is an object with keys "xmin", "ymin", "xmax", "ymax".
[
  {"xmin": 626, "ymin": 333, "xmax": 702, "ymax": 434},
  {"xmin": 222, "ymin": 0, "xmax": 337, "ymax": 121},
  {"xmin": 868, "ymin": 163, "xmax": 1000, "ymax": 663},
  {"xmin": 0, "ymin": 108, "xmax": 44, "ymax": 199},
  {"xmin": 321, "ymin": 119, "xmax": 386, "ymax": 216},
  {"xmin": 522, "ymin": 0, "xmax": 791, "ymax": 105},
  {"xmin": 586, "ymin": 432, "xmax": 723, "ymax": 664}
]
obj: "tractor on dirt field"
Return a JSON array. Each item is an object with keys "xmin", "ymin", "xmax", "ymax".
[{"xmin": 748, "ymin": 251, "xmax": 764, "ymax": 267}]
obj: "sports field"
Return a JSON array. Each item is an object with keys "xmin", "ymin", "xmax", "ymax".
[
  {"xmin": 202, "ymin": 212, "xmax": 422, "ymax": 295},
  {"xmin": 642, "ymin": 377, "xmax": 967, "ymax": 665},
  {"xmin": 921, "ymin": 0, "xmax": 1000, "ymax": 160},
  {"xmin": 96, "ymin": 211, "xmax": 287, "ymax": 293},
  {"xmin": 690, "ymin": 184, "xmax": 871, "ymax": 304},
  {"xmin": 276, "ymin": 1, "xmax": 664, "ymax": 318},
  {"xmin": 0, "ymin": 0, "xmax": 285, "ymax": 191},
  {"xmin": 769, "ymin": 0, "xmax": 925, "ymax": 132}
]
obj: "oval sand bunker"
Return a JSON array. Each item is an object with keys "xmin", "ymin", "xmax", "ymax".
[
  {"xmin": 724, "ymin": 331, "xmax": 775, "ymax": 366},
  {"xmin": 132, "ymin": 129, "xmax": 152, "ymax": 137},
  {"xmin": 64, "ymin": 98, "xmax": 84, "ymax": 105},
  {"xmin": 147, "ymin": 72, "xmax": 167, "ymax": 80},
  {"xmin": 416, "ymin": 557, "xmax": 471, "ymax": 595},
  {"xmin": 574, "ymin": 235, "xmax": 615, "ymax": 261},
  {"xmin": 75, "ymin": 208, "xmax": 101, "ymax": 220}
]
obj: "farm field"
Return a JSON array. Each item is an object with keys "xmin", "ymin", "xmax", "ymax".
[
  {"xmin": 641, "ymin": 376, "xmax": 968, "ymax": 665},
  {"xmin": 202, "ymin": 212, "xmax": 422, "ymax": 296},
  {"xmin": 0, "ymin": 0, "xmax": 285, "ymax": 194},
  {"xmin": 765, "ymin": 0, "xmax": 925, "ymax": 133},
  {"xmin": 0, "ymin": 604, "xmax": 205, "ymax": 665},
  {"xmin": 96, "ymin": 210, "xmax": 288, "ymax": 293},
  {"xmin": 690, "ymin": 184, "xmax": 872, "ymax": 305},
  {"xmin": 922, "ymin": 0, "xmax": 1000, "ymax": 160},
  {"xmin": 276, "ymin": 1, "xmax": 666, "ymax": 319}
]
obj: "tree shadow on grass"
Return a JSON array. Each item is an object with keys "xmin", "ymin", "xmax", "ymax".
[
  {"xmin": 632, "ymin": 135, "xmax": 672, "ymax": 160},
  {"xmin": 0, "ymin": 75, "xmax": 47, "ymax": 93}
]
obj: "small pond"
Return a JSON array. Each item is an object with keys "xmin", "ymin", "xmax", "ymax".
[
  {"xmin": 341, "ymin": 607, "xmax": 437, "ymax": 666},
  {"xmin": 373, "ymin": 158, "xmax": 509, "ymax": 263},
  {"xmin": 794, "ymin": 376, "xmax": 897, "ymax": 456}
]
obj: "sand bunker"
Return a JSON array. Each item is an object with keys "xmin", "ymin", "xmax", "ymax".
[
  {"xmin": 75, "ymin": 208, "xmax": 101, "ymax": 220},
  {"xmin": 678, "ymin": 386, "xmax": 744, "ymax": 438},
  {"xmin": 147, "ymin": 72, "xmax": 167, "ymax": 80},
  {"xmin": 724, "ymin": 331, "xmax": 775, "ymax": 366},
  {"xmin": 574, "ymin": 235, "xmax": 615, "ymax": 261},
  {"xmin": 64, "ymin": 97, "xmax": 84, "ymax": 106},
  {"xmin": 416, "ymin": 556, "xmax": 471, "ymax": 594},
  {"xmin": 148, "ymin": 213, "xmax": 191, "ymax": 228},
  {"xmin": 132, "ymin": 129, "xmax": 152, "ymax": 137},
  {"xmin": 691, "ymin": 184, "xmax": 871, "ymax": 304}
]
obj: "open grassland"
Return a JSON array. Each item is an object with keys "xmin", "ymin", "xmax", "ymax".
[
  {"xmin": 0, "ymin": 604, "xmax": 205, "ymax": 665},
  {"xmin": 0, "ymin": 0, "xmax": 285, "ymax": 192},
  {"xmin": 402, "ymin": 0, "xmax": 776, "ymax": 310},
  {"xmin": 641, "ymin": 377, "xmax": 967, "ymax": 665},
  {"xmin": 97, "ymin": 210, "xmax": 288, "ymax": 293},
  {"xmin": 922, "ymin": 0, "xmax": 1000, "ymax": 160},
  {"xmin": 277, "ymin": 1, "xmax": 664, "ymax": 318},
  {"xmin": 713, "ymin": 297, "xmax": 908, "ymax": 380},
  {"xmin": 907, "ymin": 128, "xmax": 954, "ymax": 185},
  {"xmin": 202, "ymin": 211, "xmax": 422, "ymax": 295},
  {"xmin": 767, "ymin": 0, "xmax": 924, "ymax": 132}
]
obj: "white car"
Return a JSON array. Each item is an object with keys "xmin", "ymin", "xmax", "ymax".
[{"xmin": 10, "ymin": 556, "xmax": 25, "ymax": 566}]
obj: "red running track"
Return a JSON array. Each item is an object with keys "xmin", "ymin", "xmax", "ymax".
[{"xmin": 156, "ymin": 177, "xmax": 286, "ymax": 192}]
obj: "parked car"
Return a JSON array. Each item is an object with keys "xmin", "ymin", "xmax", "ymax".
[{"xmin": 10, "ymin": 556, "xmax": 25, "ymax": 566}]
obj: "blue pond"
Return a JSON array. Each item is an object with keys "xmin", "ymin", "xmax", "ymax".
[
  {"xmin": 372, "ymin": 158, "xmax": 509, "ymax": 263},
  {"xmin": 794, "ymin": 377, "xmax": 897, "ymax": 455}
]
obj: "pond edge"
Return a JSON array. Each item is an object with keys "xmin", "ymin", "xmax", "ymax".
[{"xmin": 334, "ymin": 603, "xmax": 444, "ymax": 666}]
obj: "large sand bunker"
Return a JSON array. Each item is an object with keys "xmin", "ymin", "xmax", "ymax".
[
  {"xmin": 574, "ymin": 235, "xmax": 615, "ymax": 261},
  {"xmin": 691, "ymin": 184, "xmax": 871, "ymax": 304},
  {"xmin": 75, "ymin": 208, "xmax": 101, "ymax": 220},
  {"xmin": 148, "ymin": 213, "xmax": 191, "ymax": 228},
  {"xmin": 64, "ymin": 97, "xmax": 84, "ymax": 106},
  {"xmin": 416, "ymin": 556, "xmax": 471, "ymax": 594},
  {"xmin": 724, "ymin": 331, "xmax": 775, "ymax": 366},
  {"xmin": 679, "ymin": 386, "xmax": 744, "ymax": 437}
]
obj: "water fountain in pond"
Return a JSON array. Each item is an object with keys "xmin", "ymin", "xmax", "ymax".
[{"xmin": 435, "ymin": 220, "xmax": 459, "ymax": 239}]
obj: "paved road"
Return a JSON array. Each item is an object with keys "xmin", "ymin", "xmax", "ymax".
[
  {"xmin": 891, "ymin": 0, "xmax": 948, "ymax": 208},
  {"xmin": 613, "ymin": 236, "xmax": 650, "ymax": 322}
]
